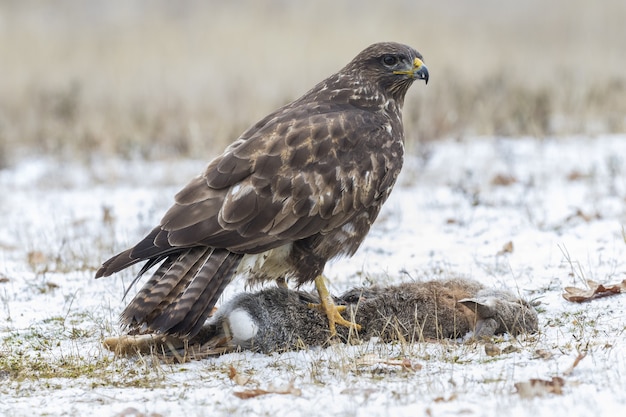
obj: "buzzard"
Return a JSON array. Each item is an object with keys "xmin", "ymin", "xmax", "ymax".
[{"xmin": 96, "ymin": 42, "xmax": 429, "ymax": 339}]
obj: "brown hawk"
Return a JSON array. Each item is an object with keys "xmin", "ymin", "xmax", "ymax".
[{"xmin": 96, "ymin": 42, "xmax": 429, "ymax": 339}]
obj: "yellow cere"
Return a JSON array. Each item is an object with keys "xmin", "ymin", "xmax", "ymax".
[{"xmin": 393, "ymin": 57, "xmax": 424, "ymax": 77}]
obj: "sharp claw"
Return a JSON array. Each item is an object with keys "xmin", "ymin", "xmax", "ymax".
[{"xmin": 311, "ymin": 275, "xmax": 361, "ymax": 337}]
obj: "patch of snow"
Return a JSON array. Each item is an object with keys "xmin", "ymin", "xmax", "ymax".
[{"xmin": 1, "ymin": 136, "xmax": 625, "ymax": 416}]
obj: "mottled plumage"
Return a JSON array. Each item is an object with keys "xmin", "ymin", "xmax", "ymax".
[{"xmin": 96, "ymin": 42, "xmax": 429, "ymax": 338}]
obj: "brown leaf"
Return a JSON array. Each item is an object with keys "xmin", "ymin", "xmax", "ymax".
[
  {"xmin": 497, "ymin": 241, "xmax": 514, "ymax": 255},
  {"xmin": 484, "ymin": 343, "xmax": 502, "ymax": 357},
  {"xmin": 564, "ymin": 208, "xmax": 600, "ymax": 223},
  {"xmin": 502, "ymin": 345, "xmax": 521, "ymax": 354},
  {"xmin": 433, "ymin": 393, "xmax": 458, "ymax": 403},
  {"xmin": 234, "ymin": 382, "xmax": 302, "ymax": 399},
  {"xmin": 534, "ymin": 349, "xmax": 553, "ymax": 360},
  {"xmin": 233, "ymin": 389, "xmax": 272, "ymax": 399},
  {"xmin": 566, "ymin": 170, "xmax": 588, "ymax": 181},
  {"xmin": 514, "ymin": 377, "xmax": 565, "ymax": 398},
  {"xmin": 384, "ymin": 357, "xmax": 421, "ymax": 371},
  {"xmin": 563, "ymin": 352, "xmax": 587, "ymax": 376},
  {"xmin": 563, "ymin": 279, "xmax": 626, "ymax": 302},
  {"xmin": 228, "ymin": 365, "xmax": 254, "ymax": 386},
  {"xmin": 45, "ymin": 281, "xmax": 59, "ymax": 290},
  {"xmin": 491, "ymin": 173, "xmax": 517, "ymax": 186}
]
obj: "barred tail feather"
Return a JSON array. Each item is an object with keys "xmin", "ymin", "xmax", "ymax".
[
  {"xmin": 120, "ymin": 256, "xmax": 176, "ymax": 324},
  {"xmin": 121, "ymin": 247, "xmax": 243, "ymax": 338},
  {"xmin": 120, "ymin": 247, "xmax": 207, "ymax": 327},
  {"xmin": 161, "ymin": 251, "xmax": 241, "ymax": 337}
]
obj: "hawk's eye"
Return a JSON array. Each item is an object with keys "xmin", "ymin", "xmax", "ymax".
[{"xmin": 381, "ymin": 55, "xmax": 398, "ymax": 67}]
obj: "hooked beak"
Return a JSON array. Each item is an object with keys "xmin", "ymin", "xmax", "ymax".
[
  {"xmin": 412, "ymin": 57, "xmax": 429, "ymax": 84},
  {"xmin": 394, "ymin": 57, "xmax": 429, "ymax": 84}
]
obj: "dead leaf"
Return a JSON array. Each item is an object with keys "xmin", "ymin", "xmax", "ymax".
[
  {"xmin": 514, "ymin": 377, "xmax": 565, "ymax": 398},
  {"xmin": 563, "ymin": 279, "xmax": 626, "ymax": 302},
  {"xmin": 564, "ymin": 208, "xmax": 600, "ymax": 223},
  {"xmin": 45, "ymin": 281, "xmax": 59, "ymax": 290},
  {"xmin": 234, "ymin": 382, "xmax": 302, "ymax": 399},
  {"xmin": 228, "ymin": 365, "xmax": 253, "ymax": 386},
  {"xmin": 484, "ymin": 343, "xmax": 501, "ymax": 357},
  {"xmin": 233, "ymin": 388, "xmax": 273, "ymax": 399},
  {"xmin": 497, "ymin": 241, "xmax": 514, "ymax": 255},
  {"xmin": 491, "ymin": 173, "xmax": 517, "ymax": 186},
  {"xmin": 383, "ymin": 357, "xmax": 421, "ymax": 371},
  {"xmin": 433, "ymin": 393, "xmax": 458, "ymax": 403},
  {"xmin": 566, "ymin": 170, "xmax": 588, "ymax": 181},
  {"xmin": 563, "ymin": 352, "xmax": 587, "ymax": 376},
  {"xmin": 534, "ymin": 349, "xmax": 553, "ymax": 360},
  {"xmin": 0, "ymin": 273, "xmax": 9, "ymax": 283},
  {"xmin": 502, "ymin": 345, "xmax": 520, "ymax": 354}
]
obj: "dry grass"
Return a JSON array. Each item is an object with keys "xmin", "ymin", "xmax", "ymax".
[
  {"xmin": 1, "ymin": 137, "xmax": 625, "ymax": 415},
  {"xmin": 1, "ymin": 0, "xmax": 625, "ymax": 166}
]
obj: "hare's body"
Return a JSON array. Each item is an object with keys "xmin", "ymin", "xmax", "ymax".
[
  {"xmin": 194, "ymin": 278, "xmax": 538, "ymax": 353},
  {"xmin": 105, "ymin": 278, "xmax": 537, "ymax": 355}
]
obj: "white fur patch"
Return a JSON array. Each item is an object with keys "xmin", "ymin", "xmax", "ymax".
[{"xmin": 227, "ymin": 308, "xmax": 259, "ymax": 342}]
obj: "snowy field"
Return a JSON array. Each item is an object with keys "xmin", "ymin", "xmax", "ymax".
[{"xmin": 1, "ymin": 136, "xmax": 625, "ymax": 416}]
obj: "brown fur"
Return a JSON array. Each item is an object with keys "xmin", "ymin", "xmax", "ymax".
[{"xmin": 104, "ymin": 278, "xmax": 538, "ymax": 357}]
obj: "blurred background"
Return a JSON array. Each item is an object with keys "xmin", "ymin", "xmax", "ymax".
[{"xmin": 1, "ymin": 0, "xmax": 625, "ymax": 167}]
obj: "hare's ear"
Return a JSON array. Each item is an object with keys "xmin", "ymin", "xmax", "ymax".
[{"xmin": 458, "ymin": 298, "xmax": 497, "ymax": 319}]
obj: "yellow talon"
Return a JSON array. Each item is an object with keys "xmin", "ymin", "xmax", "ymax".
[{"xmin": 309, "ymin": 275, "xmax": 361, "ymax": 337}]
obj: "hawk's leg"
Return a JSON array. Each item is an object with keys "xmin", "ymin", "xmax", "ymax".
[{"xmin": 309, "ymin": 275, "xmax": 361, "ymax": 337}]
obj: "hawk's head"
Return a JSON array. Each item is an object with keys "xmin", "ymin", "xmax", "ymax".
[{"xmin": 343, "ymin": 42, "xmax": 429, "ymax": 103}]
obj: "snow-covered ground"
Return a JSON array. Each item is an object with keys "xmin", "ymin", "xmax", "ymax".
[{"xmin": 1, "ymin": 136, "xmax": 625, "ymax": 417}]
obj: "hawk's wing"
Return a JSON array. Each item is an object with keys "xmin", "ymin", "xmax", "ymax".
[{"xmin": 130, "ymin": 101, "xmax": 399, "ymax": 261}]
